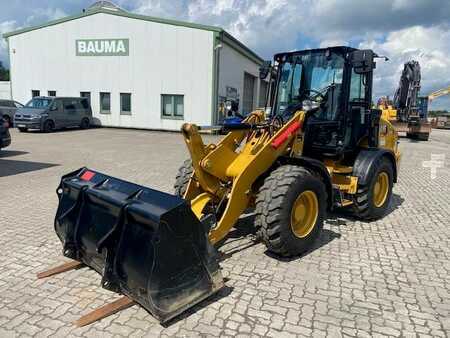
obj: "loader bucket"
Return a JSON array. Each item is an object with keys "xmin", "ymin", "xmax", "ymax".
[{"xmin": 54, "ymin": 168, "xmax": 223, "ymax": 323}]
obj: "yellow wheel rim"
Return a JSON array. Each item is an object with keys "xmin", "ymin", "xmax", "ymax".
[
  {"xmin": 290, "ymin": 190, "xmax": 319, "ymax": 238},
  {"xmin": 373, "ymin": 172, "xmax": 389, "ymax": 207}
]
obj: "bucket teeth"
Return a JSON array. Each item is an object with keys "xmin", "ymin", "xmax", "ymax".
[{"xmin": 51, "ymin": 168, "xmax": 223, "ymax": 323}]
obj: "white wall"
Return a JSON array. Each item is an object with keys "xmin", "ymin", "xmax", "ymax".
[
  {"xmin": 217, "ymin": 42, "xmax": 261, "ymax": 115},
  {"xmin": 8, "ymin": 13, "xmax": 214, "ymax": 130},
  {"xmin": 0, "ymin": 81, "xmax": 11, "ymax": 100}
]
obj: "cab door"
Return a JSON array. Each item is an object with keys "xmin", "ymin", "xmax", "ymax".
[{"xmin": 345, "ymin": 69, "xmax": 371, "ymax": 148}]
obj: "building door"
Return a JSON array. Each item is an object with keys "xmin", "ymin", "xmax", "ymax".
[
  {"xmin": 259, "ymin": 80, "xmax": 268, "ymax": 107},
  {"xmin": 242, "ymin": 73, "xmax": 256, "ymax": 115}
]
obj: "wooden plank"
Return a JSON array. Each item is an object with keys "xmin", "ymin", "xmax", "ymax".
[
  {"xmin": 37, "ymin": 260, "xmax": 84, "ymax": 279},
  {"xmin": 74, "ymin": 296, "xmax": 135, "ymax": 327}
]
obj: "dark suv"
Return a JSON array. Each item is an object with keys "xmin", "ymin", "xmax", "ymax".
[
  {"xmin": 15, "ymin": 97, "xmax": 92, "ymax": 132},
  {"xmin": 0, "ymin": 99, "xmax": 24, "ymax": 126},
  {"xmin": 0, "ymin": 117, "xmax": 11, "ymax": 150}
]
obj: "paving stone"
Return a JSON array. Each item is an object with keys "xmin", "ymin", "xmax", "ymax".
[{"xmin": 0, "ymin": 128, "xmax": 449, "ymax": 337}]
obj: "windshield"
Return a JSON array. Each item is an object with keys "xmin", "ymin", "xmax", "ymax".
[
  {"xmin": 274, "ymin": 51, "xmax": 344, "ymax": 118},
  {"xmin": 25, "ymin": 98, "xmax": 52, "ymax": 109}
]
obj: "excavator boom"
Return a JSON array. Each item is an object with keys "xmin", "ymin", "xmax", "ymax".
[{"xmin": 381, "ymin": 60, "xmax": 431, "ymax": 140}]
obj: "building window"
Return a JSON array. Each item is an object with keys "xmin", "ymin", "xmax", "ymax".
[
  {"xmin": 32, "ymin": 90, "xmax": 40, "ymax": 98},
  {"xmin": 48, "ymin": 90, "xmax": 56, "ymax": 97},
  {"xmin": 161, "ymin": 94, "xmax": 184, "ymax": 119},
  {"xmin": 80, "ymin": 92, "xmax": 91, "ymax": 104},
  {"xmin": 100, "ymin": 92, "xmax": 111, "ymax": 114},
  {"xmin": 120, "ymin": 93, "xmax": 131, "ymax": 115}
]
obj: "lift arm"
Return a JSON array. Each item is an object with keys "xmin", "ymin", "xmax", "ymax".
[{"xmin": 181, "ymin": 111, "xmax": 306, "ymax": 244}]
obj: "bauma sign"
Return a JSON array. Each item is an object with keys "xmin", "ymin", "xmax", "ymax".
[{"xmin": 76, "ymin": 39, "xmax": 129, "ymax": 56}]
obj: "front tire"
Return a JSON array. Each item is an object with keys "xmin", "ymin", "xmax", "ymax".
[
  {"xmin": 174, "ymin": 159, "xmax": 193, "ymax": 197},
  {"xmin": 18, "ymin": 127, "xmax": 28, "ymax": 132},
  {"xmin": 353, "ymin": 157, "xmax": 394, "ymax": 220},
  {"xmin": 43, "ymin": 120, "xmax": 54, "ymax": 133},
  {"xmin": 255, "ymin": 165, "xmax": 326, "ymax": 257}
]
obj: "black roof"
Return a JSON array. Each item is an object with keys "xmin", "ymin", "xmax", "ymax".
[{"xmin": 274, "ymin": 46, "xmax": 359, "ymax": 62}]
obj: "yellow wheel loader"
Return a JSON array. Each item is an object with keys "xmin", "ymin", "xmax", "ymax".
[{"xmin": 41, "ymin": 46, "xmax": 400, "ymax": 325}]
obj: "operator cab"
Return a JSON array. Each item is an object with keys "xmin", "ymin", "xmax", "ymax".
[{"xmin": 264, "ymin": 47, "xmax": 380, "ymax": 159}]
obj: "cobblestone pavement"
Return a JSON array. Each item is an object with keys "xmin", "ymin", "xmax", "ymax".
[{"xmin": 0, "ymin": 127, "xmax": 449, "ymax": 337}]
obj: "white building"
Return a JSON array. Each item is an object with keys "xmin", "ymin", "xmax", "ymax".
[
  {"xmin": 0, "ymin": 81, "xmax": 11, "ymax": 100},
  {"xmin": 3, "ymin": 1, "xmax": 266, "ymax": 130}
]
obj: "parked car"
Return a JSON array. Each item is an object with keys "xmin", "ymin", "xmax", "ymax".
[
  {"xmin": 14, "ymin": 97, "xmax": 92, "ymax": 132},
  {"xmin": 0, "ymin": 117, "xmax": 11, "ymax": 150},
  {"xmin": 0, "ymin": 99, "xmax": 24, "ymax": 127}
]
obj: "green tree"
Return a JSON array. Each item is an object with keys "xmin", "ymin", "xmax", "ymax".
[{"xmin": 0, "ymin": 61, "xmax": 10, "ymax": 81}]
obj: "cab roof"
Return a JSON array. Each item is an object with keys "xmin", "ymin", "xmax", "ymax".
[{"xmin": 274, "ymin": 46, "xmax": 359, "ymax": 62}]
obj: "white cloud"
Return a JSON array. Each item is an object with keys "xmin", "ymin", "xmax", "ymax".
[
  {"xmin": 24, "ymin": 8, "xmax": 67, "ymax": 26},
  {"xmin": 361, "ymin": 24, "xmax": 450, "ymax": 109},
  {"xmin": 0, "ymin": 7, "xmax": 67, "ymax": 68},
  {"xmin": 0, "ymin": 20, "xmax": 18, "ymax": 67},
  {"xmin": 131, "ymin": 0, "xmax": 450, "ymax": 109}
]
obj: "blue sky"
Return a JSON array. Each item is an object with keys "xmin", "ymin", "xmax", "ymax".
[{"xmin": 1, "ymin": 0, "xmax": 450, "ymax": 109}]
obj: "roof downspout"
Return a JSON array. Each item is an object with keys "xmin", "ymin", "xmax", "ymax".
[
  {"xmin": 6, "ymin": 38, "xmax": 12, "ymax": 100},
  {"xmin": 211, "ymin": 31, "xmax": 222, "ymax": 126}
]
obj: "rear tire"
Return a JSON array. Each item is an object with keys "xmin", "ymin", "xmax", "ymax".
[
  {"xmin": 255, "ymin": 165, "xmax": 326, "ymax": 257},
  {"xmin": 353, "ymin": 157, "xmax": 393, "ymax": 220},
  {"xmin": 418, "ymin": 133, "xmax": 429, "ymax": 141},
  {"xmin": 80, "ymin": 118, "xmax": 90, "ymax": 129},
  {"xmin": 174, "ymin": 159, "xmax": 193, "ymax": 197},
  {"xmin": 43, "ymin": 120, "xmax": 54, "ymax": 133},
  {"xmin": 18, "ymin": 127, "xmax": 27, "ymax": 132}
]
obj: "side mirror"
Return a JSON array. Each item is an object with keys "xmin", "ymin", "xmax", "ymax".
[
  {"xmin": 351, "ymin": 49, "xmax": 376, "ymax": 74},
  {"xmin": 50, "ymin": 105, "xmax": 58, "ymax": 111},
  {"xmin": 259, "ymin": 60, "xmax": 271, "ymax": 80}
]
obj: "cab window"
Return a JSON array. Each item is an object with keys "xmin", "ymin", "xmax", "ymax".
[{"xmin": 349, "ymin": 70, "xmax": 367, "ymax": 102}]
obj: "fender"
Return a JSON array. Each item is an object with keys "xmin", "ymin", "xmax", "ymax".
[
  {"xmin": 278, "ymin": 156, "xmax": 334, "ymax": 210},
  {"xmin": 353, "ymin": 149, "xmax": 398, "ymax": 186}
]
